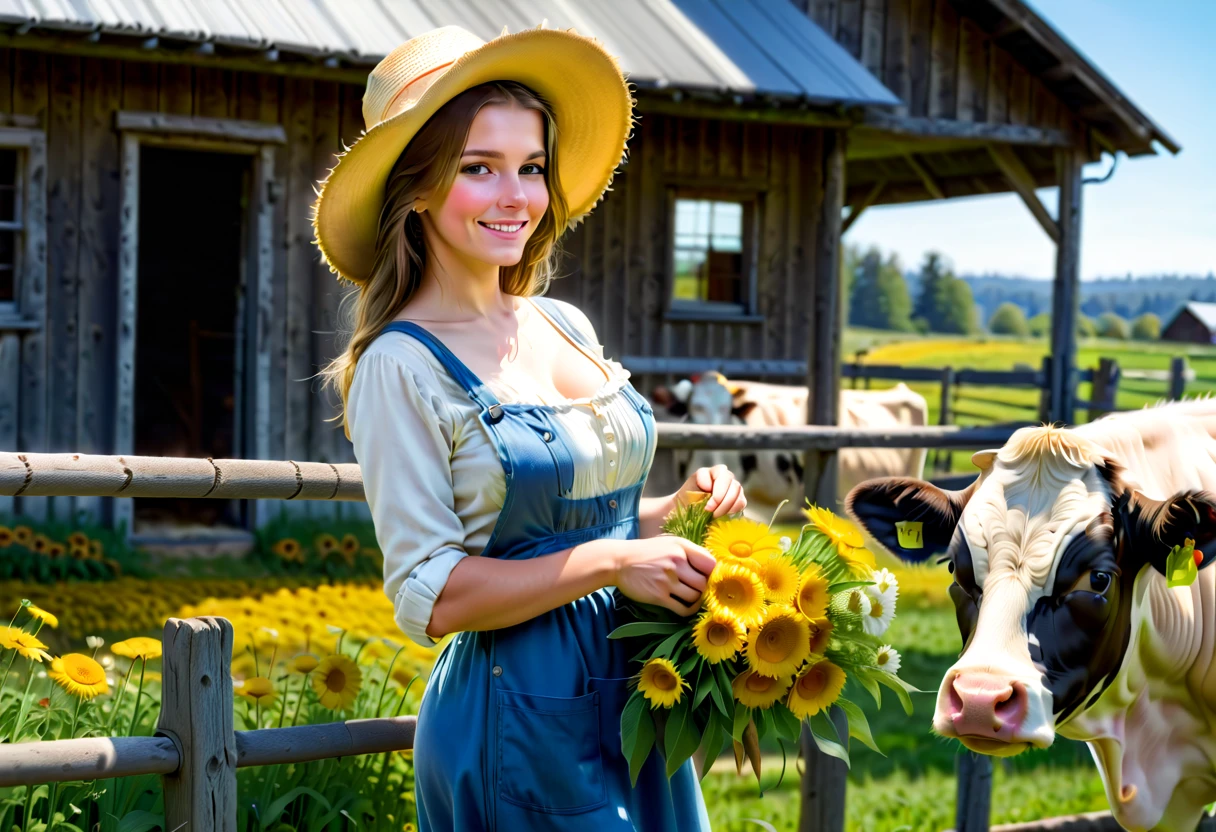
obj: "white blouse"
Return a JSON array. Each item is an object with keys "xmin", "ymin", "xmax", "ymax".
[{"xmin": 347, "ymin": 298, "xmax": 655, "ymax": 648}]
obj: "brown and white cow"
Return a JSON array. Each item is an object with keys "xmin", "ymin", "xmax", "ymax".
[
  {"xmin": 653, "ymin": 372, "xmax": 928, "ymax": 522},
  {"xmin": 846, "ymin": 402, "xmax": 1216, "ymax": 832}
]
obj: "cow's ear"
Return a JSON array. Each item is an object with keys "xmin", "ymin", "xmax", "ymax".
[
  {"xmin": 732, "ymin": 401, "xmax": 758, "ymax": 421},
  {"xmin": 1118, "ymin": 490, "xmax": 1216, "ymax": 575},
  {"xmin": 845, "ymin": 477, "xmax": 974, "ymax": 563}
]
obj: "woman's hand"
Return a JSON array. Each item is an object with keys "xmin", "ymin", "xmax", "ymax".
[
  {"xmin": 608, "ymin": 537, "xmax": 716, "ymax": 616},
  {"xmin": 680, "ymin": 464, "xmax": 747, "ymax": 517}
]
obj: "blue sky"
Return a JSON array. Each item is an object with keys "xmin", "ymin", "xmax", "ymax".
[{"xmin": 846, "ymin": 0, "xmax": 1214, "ymax": 280}]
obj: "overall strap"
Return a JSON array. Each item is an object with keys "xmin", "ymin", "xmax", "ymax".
[
  {"xmin": 532, "ymin": 297, "xmax": 595, "ymax": 351},
  {"xmin": 377, "ymin": 321, "xmax": 502, "ymax": 413}
]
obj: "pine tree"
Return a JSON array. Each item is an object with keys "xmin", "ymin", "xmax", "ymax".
[{"xmin": 913, "ymin": 252, "xmax": 947, "ymax": 332}]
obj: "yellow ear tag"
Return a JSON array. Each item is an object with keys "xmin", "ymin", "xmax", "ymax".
[{"xmin": 895, "ymin": 521, "xmax": 924, "ymax": 549}]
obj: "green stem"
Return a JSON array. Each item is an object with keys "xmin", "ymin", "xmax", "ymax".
[
  {"xmin": 276, "ymin": 675, "xmax": 290, "ymax": 729},
  {"xmin": 107, "ymin": 660, "xmax": 137, "ymax": 734},
  {"xmin": 10, "ymin": 658, "xmax": 39, "ymax": 743},
  {"xmin": 289, "ymin": 673, "xmax": 309, "ymax": 728},
  {"xmin": 20, "ymin": 783, "xmax": 34, "ymax": 832},
  {"xmin": 375, "ymin": 647, "xmax": 405, "ymax": 718},
  {"xmin": 125, "ymin": 658, "xmax": 146, "ymax": 737},
  {"xmin": 67, "ymin": 695, "xmax": 84, "ymax": 739}
]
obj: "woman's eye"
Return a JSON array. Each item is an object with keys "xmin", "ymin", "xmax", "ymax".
[
  {"xmin": 462, "ymin": 163, "xmax": 490, "ymax": 175},
  {"xmin": 1069, "ymin": 569, "xmax": 1112, "ymax": 596},
  {"xmin": 521, "ymin": 163, "xmax": 545, "ymax": 175}
]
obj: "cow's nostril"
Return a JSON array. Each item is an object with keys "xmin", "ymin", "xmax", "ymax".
[
  {"xmin": 948, "ymin": 675, "xmax": 964, "ymax": 717},
  {"xmin": 994, "ymin": 684, "xmax": 1017, "ymax": 715}
]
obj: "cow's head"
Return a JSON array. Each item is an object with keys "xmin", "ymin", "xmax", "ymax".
[
  {"xmin": 846, "ymin": 426, "xmax": 1216, "ymax": 769},
  {"xmin": 651, "ymin": 373, "xmax": 756, "ymax": 425}
]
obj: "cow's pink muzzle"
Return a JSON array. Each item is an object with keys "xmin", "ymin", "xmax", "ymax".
[{"xmin": 947, "ymin": 671, "xmax": 1029, "ymax": 740}]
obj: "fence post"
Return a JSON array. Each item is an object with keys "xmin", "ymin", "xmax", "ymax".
[
  {"xmin": 798, "ymin": 708, "xmax": 849, "ymax": 832},
  {"xmin": 158, "ymin": 616, "xmax": 238, "ymax": 831},
  {"xmin": 955, "ymin": 750, "xmax": 993, "ymax": 832},
  {"xmin": 1168, "ymin": 356, "xmax": 1187, "ymax": 401},
  {"xmin": 1037, "ymin": 356, "xmax": 1052, "ymax": 424},
  {"xmin": 935, "ymin": 367, "xmax": 955, "ymax": 473},
  {"xmin": 1087, "ymin": 358, "xmax": 1119, "ymax": 422}
]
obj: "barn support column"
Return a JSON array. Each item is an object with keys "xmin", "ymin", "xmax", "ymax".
[
  {"xmin": 1049, "ymin": 147, "xmax": 1084, "ymax": 424},
  {"xmin": 800, "ymin": 127, "xmax": 847, "ymax": 832}
]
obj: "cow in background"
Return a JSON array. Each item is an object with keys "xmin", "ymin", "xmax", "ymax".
[
  {"xmin": 846, "ymin": 405, "xmax": 1216, "ymax": 832},
  {"xmin": 651, "ymin": 372, "xmax": 928, "ymax": 522}
]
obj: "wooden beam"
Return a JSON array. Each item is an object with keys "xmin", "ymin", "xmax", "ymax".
[
  {"xmin": 987, "ymin": 144, "xmax": 1060, "ymax": 243},
  {"xmin": 1048, "ymin": 146, "xmax": 1084, "ymax": 424},
  {"xmin": 842, "ymin": 179, "xmax": 885, "ymax": 234},
  {"xmin": 634, "ymin": 93, "xmax": 852, "ymax": 128},
  {"xmin": 114, "ymin": 111, "xmax": 287, "ymax": 144},
  {"xmin": 859, "ymin": 110, "xmax": 1072, "ymax": 146},
  {"xmin": 904, "ymin": 153, "xmax": 945, "ymax": 199}
]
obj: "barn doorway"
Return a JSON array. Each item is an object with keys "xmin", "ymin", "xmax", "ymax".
[{"xmin": 132, "ymin": 147, "xmax": 251, "ymax": 537}]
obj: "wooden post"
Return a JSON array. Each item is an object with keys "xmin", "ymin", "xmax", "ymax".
[
  {"xmin": 799, "ymin": 708, "xmax": 849, "ymax": 832},
  {"xmin": 1168, "ymin": 356, "xmax": 1187, "ymax": 401},
  {"xmin": 158, "ymin": 616, "xmax": 237, "ymax": 830},
  {"xmin": 801, "ymin": 128, "xmax": 846, "ymax": 832},
  {"xmin": 955, "ymin": 750, "xmax": 993, "ymax": 832},
  {"xmin": 1087, "ymin": 358, "xmax": 1118, "ymax": 422},
  {"xmin": 1038, "ymin": 356, "xmax": 1053, "ymax": 424},
  {"xmin": 1048, "ymin": 147, "xmax": 1084, "ymax": 426},
  {"xmin": 936, "ymin": 366, "xmax": 955, "ymax": 472}
]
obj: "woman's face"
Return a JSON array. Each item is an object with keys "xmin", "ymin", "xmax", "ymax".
[{"xmin": 424, "ymin": 102, "xmax": 550, "ymax": 269}]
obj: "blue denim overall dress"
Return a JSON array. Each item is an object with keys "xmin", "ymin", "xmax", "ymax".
[{"xmin": 378, "ymin": 299, "xmax": 711, "ymax": 831}]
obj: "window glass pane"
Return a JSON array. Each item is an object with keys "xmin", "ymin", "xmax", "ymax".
[
  {"xmin": 671, "ymin": 197, "xmax": 749, "ymax": 309},
  {"xmin": 0, "ymin": 231, "xmax": 15, "ymax": 302},
  {"xmin": 710, "ymin": 202, "xmax": 743, "ymax": 252},
  {"xmin": 673, "ymin": 248, "xmax": 707, "ymax": 301},
  {"xmin": 0, "ymin": 150, "xmax": 17, "ymax": 224}
]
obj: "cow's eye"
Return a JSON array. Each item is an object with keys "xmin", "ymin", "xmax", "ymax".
[{"xmin": 1068, "ymin": 569, "xmax": 1112, "ymax": 596}]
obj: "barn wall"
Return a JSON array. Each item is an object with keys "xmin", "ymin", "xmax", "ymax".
[
  {"xmin": 1162, "ymin": 312, "xmax": 1212, "ymax": 346},
  {"xmin": 0, "ymin": 49, "xmax": 368, "ymax": 524},
  {"xmin": 546, "ymin": 113, "xmax": 829, "ymax": 397},
  {"xmin": 799, "ymin": 0, "xmax": 1072, "ymax": 132}
]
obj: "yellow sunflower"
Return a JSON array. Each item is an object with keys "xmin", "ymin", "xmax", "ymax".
[
  {"xmin": 26, "ymin": 604, "xmax": 57, "ymax": 629},
  {"xmin": 315, "ymin": 534, "xmax": 340, "ymax": 559},
  {"xmin": 692, "ymin": 608, "xmax": 746, "ymax": 663},
  {"xmin": 838, "ymin": 545, "xmax": 877, "ymax": 577},
  {"xmin": 311, "ymin": 654, "xmax": 362, "ymax": 710},
  {"xmin": 237, "ymin": 675, "xmax": 277, "ymax": 705},
  {"xmin": 705, "ymin": 518, "xmax": 783, "ymax": 571},
  {"xmin": 787, "ymin": 659, "xmax": 846, "ymax": 719},
  {"xmin": 636, "ymin": 657, "xmax": 686, "ymax": 709},
  {"xmin": 703, "ymin": 562, "xmax": 767, "ymax": 627},
  {"xmin": 47, "ymin": 542, "xmax": 66, "ymax": 558},
  {"xmin": 69, "ymin": 543, "xmax": 89, "ymax": 559},
  {"xmin": 756, "ymin": 554, "xmax": 800, "ymax": 605},
  {"xmin": 0, "ymin": 629, "xmax": 52, "ymax": 662},
  {"xmin": 112, "ymin": 637, "xmax": 162, "ymax": 661},
  {"xmin": 287, "ymin": 654, "xmax": 319, "ymax": 674},
  {"xmin": 0, "ymin": 526, "xmax": 13, "ymax": 547},
  {"xmin": 13, "ymin": 525, "xmax": 32, "ymax": 547},
  {"xmin": 340, "ymin": 534, "xmax": 361, "ymax": 564},
  {"xmin": 31, "ymin": 534, "xmax": 50, "ymax": 554},
  {"xmin": 745, "ymin": 606, "xmax": 811, "ymax": 678},
  {"xmin": 731, "ymin": 668, "xmax": 791, "ymax": 710},
  {"xmin": 48, "ymin": 654, "xmax": 109, "ymax": 699},
  {"xmin": 794, "ymin": 565, "xmax": 831, "ymax": 621},
  {"xmin": 271, "ymin": 538, "xmax": 304, "ymax": 563},
  {"xmin": 805, "ymin": 505, "xmax": 874, "ymax": 574},
  {"xmin": 87, "ymin": 539, "xmax": 104, "ymax": 559},
  {"xmin": 807, "ymin": 617, "xmax": 834, "ymax": 656},
  {"xmin": 67, "ymin": 531, "xmax": 88, "ymax": 549}
]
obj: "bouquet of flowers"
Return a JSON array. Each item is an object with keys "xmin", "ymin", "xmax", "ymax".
[{"xmin": 613, "ymin": 494, "xmax": 917, "ymax": 786}]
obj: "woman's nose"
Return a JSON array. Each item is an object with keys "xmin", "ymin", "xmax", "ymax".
[{"xmin": 498, "ymin": 175, "xmax": 527, "ymax": 210}]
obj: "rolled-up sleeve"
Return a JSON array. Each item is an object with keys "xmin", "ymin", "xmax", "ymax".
[{"xmin": 348, "ymin": 350, "xmax": 469, "ymax": 647}]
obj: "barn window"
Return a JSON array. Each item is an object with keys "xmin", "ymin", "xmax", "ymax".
[
  {"xmin": 669, "ymin": 195, "xmax": 757, "ymax": 317},
  {"xmin": 0, "ymin": 148, "xmax": 20, "ymax": 306}
]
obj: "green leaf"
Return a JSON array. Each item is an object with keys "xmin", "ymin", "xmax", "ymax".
[
  {"xmin": 711, "ymin": 661, "xmax": 735, "ymax": 719},
  {"xmin": 620, "ymin": 691, "xmax": 655, "ymax": 787},
  {"xmin": 854, "ymin": 669, "xmax": 883, "ymax": 709},
  {"xmin": 827, "ymin": 580, "xmax": 875, "ymax": 593},
  {"xmin": 1166, "ymin": 539, "xmax": 1200, "ymax": 588},
  {"xmin": 769, "ymin": 702, "xmax": 803, "ymax": 744},
  {"xmin": 836, "ymin": 696, "xmax": 883, "ymax": 755},
  {"xmin": 693, "ymin": 667, "xmax": 714, "ymax": 711},
  {"xmin": 677, "ymin": 653, "xmax": 699, "ymax": 677},
  {"xmin": 261, "ymin": 786, "xmax": 333, "ymax": 828},
  {"xmin": 652, "ymin": 629, "xmax": 688, "ymax": 659},
  {"xmin": 871, "ymin": 668, "xmax": 920, "ymax": 716},
  {"xmin": 696, "ymin": 708, "xmax": 729, "ymax": 780},
  {"xmin": 116, "ymin": 812, "xmax": 164, "ymax": 832},
  {"xmin": 731, "ymin": 701, "xmax": 750, "ymax": 741},
  {"xmin": 808, "ymin": 710, "xmax": 850, "ymax": 768},
  {"xmin": 608, "ymin": 621, "xmax": 686, "ymax": 640},
  {"xmin": 663, "ymin": 699, "xmax": 700, "ymax": 778}
]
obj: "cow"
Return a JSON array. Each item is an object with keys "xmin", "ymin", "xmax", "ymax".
[
  {"xmin": 845, "ymin": 402, "xmax": 1216, "ymax": 832},
  {"xmin": 652, "ymin": 372, "xmax": 928, "ymax": 522}
]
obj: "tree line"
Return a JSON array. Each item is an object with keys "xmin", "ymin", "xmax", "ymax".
[{"xmin": 844, "ymin": 244, "xmax": 1162, "ymax": 340}]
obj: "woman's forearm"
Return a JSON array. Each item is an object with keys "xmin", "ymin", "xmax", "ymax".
[
  {"xmin": 426, "ymin": 540, "xmax": 618, "ymax": 639},
  {"xmin": 639, "ymin": 494, "xmax": 676, "ymax": 538}
]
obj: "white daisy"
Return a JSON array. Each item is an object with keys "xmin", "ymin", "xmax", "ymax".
[
  {"xmin": 875, "ymin": 645, "xmax": 901, "ymax": 675},
  {"xmin": 871, "ymin": 567, "xmax": 899, "ymax": 599},
  {"xmin": 862, "ymin": 588, "xmax": 895, "ymax": 636}
]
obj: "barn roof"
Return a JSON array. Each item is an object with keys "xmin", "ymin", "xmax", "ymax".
[
  {"xmin": 0, "ymin": 0, "xmax": 900, "ymax": 107},
  {"xmin": 1175, "ymin": 302, "xmax": 1216, "ymax": 334}
]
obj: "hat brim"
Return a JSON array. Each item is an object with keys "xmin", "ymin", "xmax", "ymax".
[{"xmin": 313, "ymin": 27, "xmax": 633, "ymax": 285}]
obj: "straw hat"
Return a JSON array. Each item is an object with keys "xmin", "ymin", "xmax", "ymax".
[{"xmin": 313, "ymin": 24, "xmax": 633, "ymax": 286}]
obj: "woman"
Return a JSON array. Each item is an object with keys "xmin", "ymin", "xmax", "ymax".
[{"xmin": 315, "ymin": 25, "xmax": 747, "ymax": 831}]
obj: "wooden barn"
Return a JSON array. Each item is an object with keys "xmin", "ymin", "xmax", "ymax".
[
  {"xmin": 1163, "ymin": 302, "xmax": 1216, "ymax": 346},
  {"xmin": 0, "ymin": 0, "xmax": 1175, "ymax": 544}
]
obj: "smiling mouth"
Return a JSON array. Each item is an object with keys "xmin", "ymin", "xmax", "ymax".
[{"xmin": 478, "ymin": 220, "xmax": 526, "ymax": 235}]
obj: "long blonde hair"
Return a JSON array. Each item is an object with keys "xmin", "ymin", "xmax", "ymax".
[{"xmin": 319, "ymin": 81, "xmax": 571, "ymax": 440}]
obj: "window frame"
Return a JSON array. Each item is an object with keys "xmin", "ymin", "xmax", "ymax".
[
  {"xmin": 0, "ymin": 127, "xmax": 44, "ymax": 324},
  {"xmin": 663, "ymin": 183, "xmax": 764, "ymax": 323}
]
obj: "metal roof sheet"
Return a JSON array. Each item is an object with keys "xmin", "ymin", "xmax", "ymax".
[{"xmin": 0, "ymin": 0, "xmax": 901, "ymax": 106}]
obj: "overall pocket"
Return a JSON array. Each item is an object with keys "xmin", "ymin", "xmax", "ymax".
[{"xmin": 496, "ymin": 688, "xmax": 607, "ymax": 814}]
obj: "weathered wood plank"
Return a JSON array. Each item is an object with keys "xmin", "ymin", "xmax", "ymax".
[
  {"xmin": 638, "ymin": 113, "xmax": 663, "ymax": 359},
  {"xmin": 121, "ymin": 61, "xmax": 158, "ymax": 111},
  {"xmin": 75, "ymin": 57, "xmax": 121, "ymax": 525},
  {"xmin": 193, "ymin": 66, "xmax": 230, "ymax": 119},
  {"xmin": 842, "ymin": 179, "xmax": 885, "ymax": 234},
  {"xmin": 860, "ymin": 0, "xmax": 885, "ymax": 76},
  {"xmin": 0, "ymin": 49, "xmax": 13, "ymax": 115},
  {"xmin": 113, "ymin": 111, "xmax": 286, "ymax": 144},
  {"xmin": 158, "ymin": 617, "xmax": 237, "ymax": 831},
  {"xmin": 988, "ymin": 144, "xmax": 1060, "ymax": 243},
  {"xmin": 836, "ymin": 0, "xmax": 863, "ymax": 59},
  {"xmin": 157, "ymin": 63, "xmax": 192, "ymax": 116},
  {"xmin": 12, "ymin": 50, "xmax": 48, "ymax": 520},
  {"xmin": 46, "ymin": 54, "xmax": 82, "ymax": 521},
  {"xmin": 112, "ymin": 132, "xmax": 139, "ymax": 534},
  {"xmin": 0, "ymin": 332, "xmax": 17, "ymax": 513},
  {"xmin": 808, "ymin": 0, "xmax": 838, "ymax": 35},
  {"xmin": 0, "ymin": 735, "xmax": 178, "ymax": 786},
  {"xmin": 657, "ymin": 421, "xmax": 1023, "ymax": 452},
  {"xmin": 282, "ymin": 77, "xmax": 315, "ymax": 484},
  {"xmin": 1008, "ymin": 61, "xmax": 1031, "ymax": 126},
  {"xmin": 956, "ymin": 18, "xmax": 989, "ymax": 123},
  {"xmin": 987, "ymin": 45, "xmax": 1012, "ymax": 125},
  {"xmin": 1048, "ymin": 147, "xmax": 1083, "ymax": 424},
  {"xmin": 883, "ymin": 0, "xmax": 911, "ymax": 114},
  {"xmin": 928, "ymin": 0, "xmax": 959, "ymax": 120},
  {"xmin": 904, "ymin": 153, "xmax": 944, "ymax": 199},
  {"xmin": 907, "ymin": 0, "xmax": 934, "ymax": 117},
  {"xmin": 602, "ymin": 155, "xmax": 625, "ymax": 355},
  {"xmin": 762, "ymin": 125, "xmax": 790, "ymax": 362}
]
